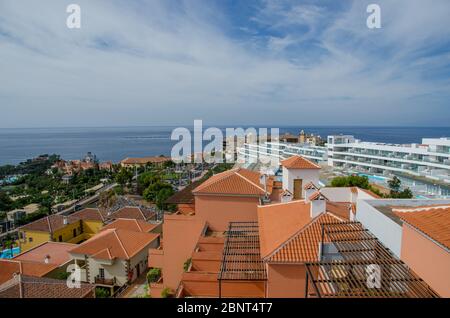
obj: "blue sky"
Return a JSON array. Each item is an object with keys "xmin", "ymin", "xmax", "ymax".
[{"xmin": 0, "ymin": 0, "xmax": 449, "ymax": 128}]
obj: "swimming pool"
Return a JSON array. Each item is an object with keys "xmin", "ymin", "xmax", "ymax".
[
  {"xmin": 357, "ymin": 173, "xmax": 388, "ymax": 182},
  {"xmin": 0, "ymin": 247, "xmax": 21, "ymax": 259}
]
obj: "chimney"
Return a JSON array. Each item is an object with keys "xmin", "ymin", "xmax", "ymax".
[
  {"xmin": 63, "ymin": 216, "xmax": 68, "ymax": 225},
  {"xmin": 310, "ymin": 193, "xmax": 327, "ymax": 218},
  {"xmin": 44, "ymin": 255, "xmax": 51, "ymax": 264}
]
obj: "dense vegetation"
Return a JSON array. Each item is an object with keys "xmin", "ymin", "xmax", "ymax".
[
  {"xmin": 0, "ymin": 155, "xmax": 114, "ymax": 225},
  {"xmin": 330, "ymin": 175, "xmax": 413, "ymax": 199}
]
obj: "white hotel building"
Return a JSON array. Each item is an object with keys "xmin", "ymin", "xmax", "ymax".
[{"xmin": 238, "ymin": 136, "xmax": 450, "ymax": 184}]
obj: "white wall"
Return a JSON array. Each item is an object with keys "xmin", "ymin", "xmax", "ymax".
[
  {"xmin": 282, "ymin": 167, "xmax": 319, "ymax": 199},
  {"xmin": 355, "ymin": 200, "xmax": 403, "ymax": 257},
  {"xmin": 320, "ymin": 188, "xmax": 352, "ymax": 202},
  {"xmin": 311, "ymin": 200, "xmax": 326, "ymax": 218}
]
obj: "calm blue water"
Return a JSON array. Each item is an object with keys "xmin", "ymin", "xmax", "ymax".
[{"xmin": 0, "ymin": 126, "xmax": 449, "ymax": 165}]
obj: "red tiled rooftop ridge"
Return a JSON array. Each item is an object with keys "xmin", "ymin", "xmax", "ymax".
[{"xmin": 281, "ymin": 155, "xmax": 321, "ymax": 169}]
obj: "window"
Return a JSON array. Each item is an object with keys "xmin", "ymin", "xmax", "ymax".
[
  {"xmin": 73, "ymin": 228, "xmax": 77, "ymax": 237},
  {"xmin": 99, "ymin": 268, "xmax": 105, "ymax": 279},
  {"xmin": 28, "ymin": 237, "xmax": 33, "ymax": 243},
  {"xmin": 58, "ymin": 235, "xmax": 63, "ymax": 242}
]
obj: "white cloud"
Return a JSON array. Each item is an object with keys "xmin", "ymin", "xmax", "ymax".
[{"xmin": 0, "ymin": 0, "xmax": 449, "ymax": 127}]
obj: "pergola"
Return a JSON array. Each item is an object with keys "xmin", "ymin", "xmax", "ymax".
[
  {"xmin": 218, "ymin": 222, "xmax": 266, "ymax": 297},
  {"xmin": 305, "ymin": 222, "xmax": 440, "ymax": 298}
]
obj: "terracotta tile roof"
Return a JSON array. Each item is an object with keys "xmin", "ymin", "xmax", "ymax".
[
  {"xmin": 192, "ymin": 168, "xmax": 273, "ymax": 196},
  {"xmin": 264, "ymin": 212, "xmax": 344, "ymax": 263},
  {"xmin": 20, "ymin": 208, "xmax": 104, "ymax": 233},
  {"xmin": 326, "ymin": 202, "xmax": 352, "ymax": 220},
  {"xmin": 0, "ymin": 260, "xmax": 57, "ymax": 285},
  {"xmin": 304, "ymin": 182, "xmax": 319, "ymax": 190},
  {"xmin": 69, "ymin": 228, "xmax": 159, "ymax": 260},
  {"xmin": 394, "ymin": 206, "xmax": 450, "ymax": 249},
  {"xmin": 107, "ymin": 206, "xmax": 155, "ymax": 221},
  {"xmin": 281, "ymin": 155, "xmax": 321, "ymax": 169},
  {"xmin": 0, "ymin": 275, "xmax": 94, "ymax": 298},
  {"xmin": 121, "ymin": 156, "xmax": 171, "ymax": 165},
  {"xmin": 165, "ymin": 179, "xmax": 205, "ymax": 204},
  {"xmin": 71, "ymin": 208, "xmax": 105, "ymax": 222},
  {"xmin": 258, "ymin": 201, "xmax": 312, "ymax": 259},
  {"xmin": 13, "ymin": 242, "xmax": 75, "ymax": 266},
  {"xmin": 309, "ymin": 191, "xmax": 329, "ymax": 201},
  {"xmin": 101, "ymin": 218, "xmax": 158, "ymax": 233}
]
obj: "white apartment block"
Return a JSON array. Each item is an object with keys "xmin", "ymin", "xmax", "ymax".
[{"xmin": 238, "ymin": 136, "xmax": 450, "ymax": 184}]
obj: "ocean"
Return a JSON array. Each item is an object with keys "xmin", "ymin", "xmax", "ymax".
[{"xmin": 0, "ymin": 126, "xmax": 449, "ymax": 165}]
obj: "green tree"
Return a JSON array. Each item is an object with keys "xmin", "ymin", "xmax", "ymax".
[
  {"xmin": 0, "ymin": 191, "xmax": 13, "ymax": 211},
  {"xmin": 143, "ymin": 182, "xmax": 172, "ymax": 202},
  {"xmin": 147, "ymin": 268, "xmax": 161, "ymax": 283},
  {"xmin": 95, "ymin": 287, "xmax": 110, "ymax": 298},
  {"xmin": 155, "ymin": 187, "xmax": 175, "ymax": 210},
  {"xmin": 330, "ymin": 175, "xmax": 370, "ymax": 189},
  {"xmin": 115, "ymin": 168, "xmax": 133, "ymax": 186},
  {"xmin": 137, "ymin": 172, "xmax": 161, "ymax": 194},
  {"xmin": 388, "ymin": 176, "xmax": 402, "ymax": 193}
]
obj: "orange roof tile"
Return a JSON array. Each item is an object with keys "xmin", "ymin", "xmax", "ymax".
[
  {"xmin": 281, "ymin": 155, "xmax": 321, "ymax": 169},
  {"xmin": 326, "ymin": 202, "xmax": 352, "ymax": 220},
  {"xmin": 0, "ymin": 260, "xmax": 57, "ymax": 285},
  {"xmin": 0, "ymin": 275, "xmax": 94, "ymax": 298},
  {"xmin": 101, "ymin": 218, "xmax": 158, "ymax": 233},
  {"xmin": 107, "ymin": 206, "xmax": 154, "ymax": 221},
  {"xmin": 304, "ymin": 182, "xmax": 319, "ymax": 190},
  {"xmin": 309, "ymin": 191, "xmax": 329, "ymax": 201},
  {"xmin": 258, "ymin": 201, "xmax": 312, "ymax": 259},
  {"xmin": 13, "ymin": 242, "xmax": 75, "ymax": 266},
  {"xmin": 192, "ymin": 168, "xmax": 273, "ymax": 196},
  {"xmin": 394, "ymin": 206, "xmax": 450, "ymax": 249},
  {"xmin": 265, "ymin": 212, "xmax": 344, "ymax": 263},
  {"xmin": 69, "ymin": 228, "xmax": 159, "ymax": 260}
]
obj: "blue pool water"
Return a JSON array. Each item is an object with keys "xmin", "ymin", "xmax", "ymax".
[
  {"xmin": 0, "ymin": 247, "xmax": 21, "ymax": 259},
  {"xmin": 358, "ymin": 173, "xmax": 388, "ymax": 182}
]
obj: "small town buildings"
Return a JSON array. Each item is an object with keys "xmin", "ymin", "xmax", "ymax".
[
  {"xmin": 149, "ymin": 155, "xmax": 444, "ymax": 298},
  {"xmin": 280, "ymin": 155, "xmax": 321, "ymax": 200},
  {"xmin": 69, "ymin": 227, "xmax": 159, "ymax": 293},
  {"xmin": 17, "ymin": 208, "xmax": 105, "ymax": 252},
  {"xmin": 192, "ymin": 168, "xmax": 275, "ymax": 231},
  {"xmin": 120, "ymin": 156, "xmax": 171, "ymax": 168},
  {"xmin": 0, "ymin": 241, "xmax": 77, "ymax": 287},
  {"xmin": 6, "ymin": 203, "xmax": 40, "ymax": 225},
  {"xmin": 106, "ymin": 206, "xmax": 156, "ymax": 222}
]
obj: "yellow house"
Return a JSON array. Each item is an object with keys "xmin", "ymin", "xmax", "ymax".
[{"xmin": 17, "ymin": 208, "xmax": 105, "ymax": 252}]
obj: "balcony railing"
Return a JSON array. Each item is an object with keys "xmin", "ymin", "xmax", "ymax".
[{"xmin": 95, "ymin": 276, "xmax": 116, "ymax": 285}]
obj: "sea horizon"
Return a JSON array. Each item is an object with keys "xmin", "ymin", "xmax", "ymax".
[{"xmin": 0, "ymin": 126, "xmax": 449, "ymax": 166}]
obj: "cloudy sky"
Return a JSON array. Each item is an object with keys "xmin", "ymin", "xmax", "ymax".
[{"xmin": 0, "ymin": 0, "xmax": 449, "ymax": 128}]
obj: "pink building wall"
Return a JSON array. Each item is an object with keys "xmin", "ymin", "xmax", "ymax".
[
  {"xmin": 400, "ymin": 224, "xmax": 450, "ymax": 297},
  {"xmin": 194, "ymin": 195, "xmax": 260, "ymax": 231}
]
